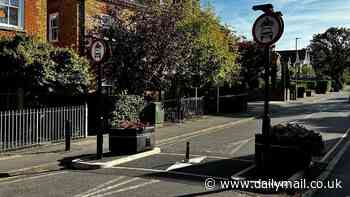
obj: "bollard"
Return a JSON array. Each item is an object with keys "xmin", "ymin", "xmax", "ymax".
[
  {"xmin": 185, "ymin": 141, "xmax": 190, "ymax": 163},
  {"xmin": 65, "ymin": 120, "xmax": 71, "ymax": 151}
]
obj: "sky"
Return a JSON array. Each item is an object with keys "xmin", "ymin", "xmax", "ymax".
[{"xmin": 201, "ymin": 0, "xmax": 350, "ymax": 50}]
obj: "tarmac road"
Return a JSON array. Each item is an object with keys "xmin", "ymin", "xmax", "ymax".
[{"xmin": 0, "ymin": 91, "xmax": 349, "ymax": 197}]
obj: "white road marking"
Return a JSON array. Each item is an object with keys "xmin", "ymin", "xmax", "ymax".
[
  {"xmin": 189, "ymin": 156, "xmax": 207, "ymax": 164},
  {"xmin": 225, "ymin": 137, "xmax": 254, "ymax": 150},
  {"xmin": 94, "ymin": 179, "xmax": 160, "ymax": 197},
  {"xmin": 229, "ymin": 138, "xmax": 253, "ymax": 155},
  {"xmin": 110, "ymin": 166, "xmax": 229, "ymax": 181},
  {"xmin": 0, "ymin": 155, "xmax": 22, "ymax": 161},
  {"xmin": 321, "ymin": 128, "xmax": 350, "ymax": 162},
  {"xmin": 81, "ymin": 177, "xmax": 140, "ymax": 197},
  {"xmin": 166, "ymin": 162, "xmax": 193, "ymax": 171},
  {"xmin": 165, "ymin": 156, "xmax": 207, "ymax": 171},
  {"xmin": 303, "ymin": 129, "xmax": 350, "ymax": 197},
  {"xmin": 304, "ymin": 114, "xmax": 314, "ymax": 119},
  {"xmin": 0, "ymin": 171, "xmax": 66, "ymax": 186},
  {"xmin": 158, "ymin": 152, "xmax": 230, "ymax": 160},
  {"xmin": 231, "ymin": 165, "xmax": 255, "ymax": 179},
  {"xmin": 74, "ymin": 176, "xmax": 125, "ymax": 197},
  {"xmin": 157, "ymin": 118, "xmax": 255, "ymax": 146}
]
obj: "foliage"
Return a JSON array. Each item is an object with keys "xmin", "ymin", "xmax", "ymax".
[
  {"xmin": 305, "ymin": 81, "xmax": 316, "ymax": 90},
  {"xmin": 237, "ymin": 41, "xmax": 265, "ymax": 89},
  {"xmin": 309, "ymin": 27, "xmax": 350, "ymax": 87},
  {"xmin": 99, "ymin": 1, "xmax": 240, "ymax": 94},
  {"xmin": 271, "ymin": 124, "xmax": 325, "ymax": 156},
  {"xmin": 344, "ymin": 68, "xmax": 350, "ymax": 85},
  {"xmin": 0, "ymin": 35, "xmax": 92, "ymax": 96},
  {"xmin": 179, "ymin": 4, "xmax": 240, "ymax": 87},
  {"xmin": 301, "ymin": 64, "xmax": 316, "ymax": 78},
  {"xmin": 316, "ymin": 80, "xmax": 331, "ymax": 93},
  {"xmin": 111, "ymin": 92, "xmax": 145, "ymax": 128}
]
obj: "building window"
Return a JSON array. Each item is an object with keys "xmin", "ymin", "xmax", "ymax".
[
  {"xmin": 0, "ymin": 0, "xmax": 23, "ymax": 29},
  {"xmin": 49, "ymin": 13, "xmax": 59, "ymax": 42},
  {"xmin": 100, "ymin": 14, "xmax": 113, "ymax": 29}
]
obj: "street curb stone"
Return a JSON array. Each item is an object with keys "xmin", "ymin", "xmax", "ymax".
[{"xmin": 0, "ymin": 162, "xmax": 61, "ymax": 178}]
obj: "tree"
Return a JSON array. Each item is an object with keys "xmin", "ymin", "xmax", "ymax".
[
  {"xmin": 237, "ymin": 41, "xmax": 265, "ymax": 89},
  {"xmin": 178, "ymin": 4, "xmax": 240, "ymax": 90},
  {"xmin": 100, "ymin": 2, "xmax": 190, "ymax": 94},
  {"xmin": 309, "ymin": 27, "xmax": 350, "ymax": 87},
  {"xmin": 99, "ymin": 0, "xmax": 240, "ymax": 95}
]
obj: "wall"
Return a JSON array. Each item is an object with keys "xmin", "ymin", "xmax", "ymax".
[
  {"xmin": 47, "ymin": 0, "xmax": 79, "ymax": 49},
  {"xmin": 0, "ymin": 0, "xmax": 47, "ymax": 40}
]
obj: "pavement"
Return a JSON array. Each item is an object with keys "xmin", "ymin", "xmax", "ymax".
[
  {"xmin": 0, "ymin": 89, "xmax": 349, "ymax": 197},
  {"xmin": 0, "ymin": 112, "xmax": 254, "ymax": 177}
]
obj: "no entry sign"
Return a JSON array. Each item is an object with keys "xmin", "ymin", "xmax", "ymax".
[
  {"xmin": 90, "ymin": 40, "xmax": 108, "ymax": 63},
  {"xmin": 252, "ymin": 12, "xmax": 284, "ymax": 46}
]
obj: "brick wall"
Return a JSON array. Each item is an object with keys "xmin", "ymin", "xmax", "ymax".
[
  {"xmin": 46, "ymin": 0, "xmax": 141, "ymax": 52},
  {"xmin": 0, "ymin": 0, "xmax": 47, "ymax": 40},
  {"xmin": 47, "ymin": 0, "xmax": 79, "ymax": 49}
]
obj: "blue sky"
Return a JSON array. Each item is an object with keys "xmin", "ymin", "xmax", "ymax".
[{"xmin": 201, "ymin": 0, "xmax": 350, "ymax": 50}]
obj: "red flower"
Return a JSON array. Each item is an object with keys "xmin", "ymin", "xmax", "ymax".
[{"xmin": 119, "ymin": 120, "xmax": 150, "ymax": 129}]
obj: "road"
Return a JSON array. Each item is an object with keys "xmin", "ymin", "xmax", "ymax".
[{"xmin": 0, "ymin": 91, "xmax": 349, "ymax": 197}]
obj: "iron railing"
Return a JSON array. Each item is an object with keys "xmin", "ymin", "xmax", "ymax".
[
  {"xmin": 0, "ymin": 104, "xmax": 88, "ymax": 152},
  {"xmin": 163, "ymin": 97, "xmax": 204, "ymax": 122}
]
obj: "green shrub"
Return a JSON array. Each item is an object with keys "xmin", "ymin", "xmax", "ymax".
[
  {"xmin": 316, "ymin": 80, "xmax": 331, "ymax": 93},
  {"xmin": 111, "ymin": 91, "xmax": 145, "ymax": 128},
  {"xmin": 306, "ymin": 81, "xmax": 316, "ymax": 90},
  {"xmin": 0, "ymin": 35, "xmax": 92, "ymax": 96}
]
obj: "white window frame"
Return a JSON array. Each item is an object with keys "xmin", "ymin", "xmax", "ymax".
[
  {"xmin": 0, "ymin": 0, "xmax": 24, "ymax": 29},
  {"xmin": 100, "ymin": 14, "xmax": 113, "ymax": 29},
  {"xmin": 49, "ymin": 12, "xmax": 59, "ymax": 42}
]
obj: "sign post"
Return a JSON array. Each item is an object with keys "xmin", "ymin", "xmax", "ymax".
[
  {"xmin": 252, "ymin": 4, "xmax": 284, "ymax": 139},
  {"xmin": 90, "ymin": 39, "xmax": 108, "ymax": 159}
]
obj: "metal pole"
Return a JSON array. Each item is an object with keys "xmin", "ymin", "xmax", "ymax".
[
  {"xmin": 65, "ymin": 120, "xmax": 71, "ymax": 151},
  {"xmin": 295, "ymin": 38, "xmax": 300, "ymax": 99},
  {"xmin": 97, "ymin": 63, "xmax": 103, "ymax": 159},
  {"xmin": 216, "ymin": 86, "xmax": 220, "ymax": 113},
  {"xmin": 195, "ymin": 87, "xmax": 198, "ymax": 114},
  {"xmin": 262, "ymin": 46, "xmax": 271, "ymax": 138},
  {"xmin": 185, "ymin": 141, "xmax": 190, "ymax": 163}
]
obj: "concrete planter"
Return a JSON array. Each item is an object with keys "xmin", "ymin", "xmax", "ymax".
[
  {"xmin": 109, "ymin": 127, "xmax": 155, "ymax": 154},
  {"xmin": 255, "ymin": 134, "xmax": 311, "ymax": 176}
]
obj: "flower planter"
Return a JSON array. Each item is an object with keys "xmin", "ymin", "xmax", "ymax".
[{"xmin": 109, "ymin": 127, "xmax": 155, "ymax": 154}]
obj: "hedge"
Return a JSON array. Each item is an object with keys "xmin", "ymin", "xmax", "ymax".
[
  {"xmin": 316, "ymin": 80, "xmax": 331, "ymax": 94},
  {"xmin": 306, "ymin": 81, "xmax": 316, "ymax": 90}
]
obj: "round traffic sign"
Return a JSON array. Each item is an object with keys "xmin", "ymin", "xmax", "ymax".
[
  {"xmin": 252, "ymin": 12, "xmax": 284, "ymax": 46},
  {"xmin": 90, "ymin": 40, "xmax": 108, "ymax": 63}
]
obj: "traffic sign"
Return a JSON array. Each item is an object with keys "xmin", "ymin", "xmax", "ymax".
[
  {"xmin": 90, "ymin": 40, "xmax": 108, "ymax": 63},
  {"xmin": 252, "ymin": 12, "xmax": 284, "ymax": 46}
]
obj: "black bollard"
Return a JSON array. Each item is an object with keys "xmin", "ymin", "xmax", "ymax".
[
  {"xmin": 185, "ymin": 142, "xmax": 190, "ymax": 163},
  {"xmin": 65, "ymin": 120, "xmax": 71, "ymax": 151}
]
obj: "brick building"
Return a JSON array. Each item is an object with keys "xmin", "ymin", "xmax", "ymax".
[
  {"xmin": 47, "ymin": 0, "xmax": 147, "ymax": 54},
  {"xmin": 0, "ymin": 0, "xmax": 47, "ymax": 40}
]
